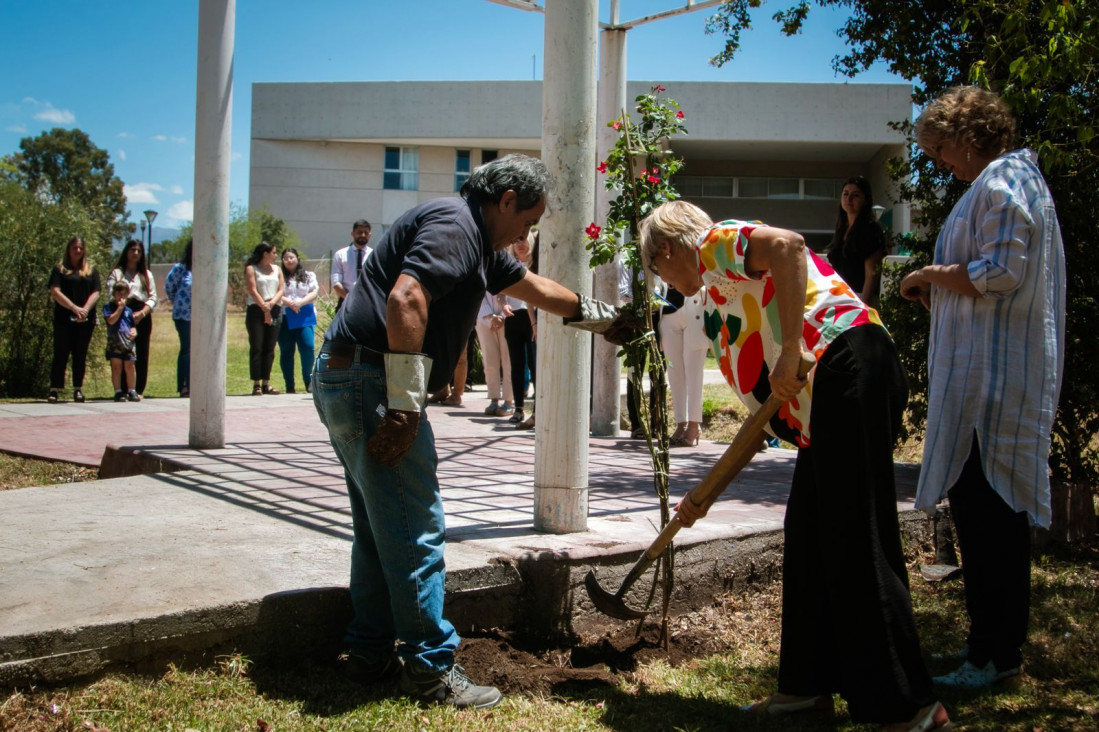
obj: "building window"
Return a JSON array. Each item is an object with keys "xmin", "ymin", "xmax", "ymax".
[
  {"xmin": 481, "ymin": 149, "xmax": 498, "ymax": 164},
  {"xmin": 455, "ymin": 150, "xmax": 471, "ymax": 192},
  {"xmin": 673, "ymin": 175, "xmax": 847, "ymax": 201},
  {"xmin": 384, "ymin": 146, "xmax": 419, "ymax": 191}
]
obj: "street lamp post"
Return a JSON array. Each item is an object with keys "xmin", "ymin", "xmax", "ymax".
[
  {"xmin": 143, "ymin": 209, "xmax": 158, "ymax": 249},
  {"xmin": 139, "ymin": 219, "xmax": 146, "ymax": 246}
]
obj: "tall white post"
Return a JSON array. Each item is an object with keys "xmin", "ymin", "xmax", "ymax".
[
  {"xmin": 590, "ymin": 21, "xmax": 628, "ymax": 436},
  {"xmin": 535, "ymin": 0, "xmax": 598, "ymax": 533},
  {"xmin": 190, "ymin": 0, "xmax": 233, "ymax": 448}
]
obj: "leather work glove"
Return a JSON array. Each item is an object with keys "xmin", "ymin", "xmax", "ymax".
[
  {"xmin": 562, "ymin": 294, "xmax": 620, "ymax": 333},
  {"xmin": 366, "ymin": 351, "xmax": 433, "ymax": 467},
  {"xmin": 600, "ymin": 309, "xmax": 646, "ymax": 346}
]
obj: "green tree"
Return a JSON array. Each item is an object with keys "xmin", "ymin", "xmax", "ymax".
[
  {"xmin": 11, "ymin": 128, "xmax": 131, "ymax": 249},
  {"xmin": 0, "ymin": 181, "xmax": 105, "ymax": 396},
  {"xmin": 707, "ymin": 0, "xmax": 1099, "ymax": 490}
]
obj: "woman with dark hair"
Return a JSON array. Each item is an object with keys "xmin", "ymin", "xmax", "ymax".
[
  {"xmin": 277, "ymin": 248, "xmax": 319, "ymax": 393},
  {"xmin": 902, "ymin": 86, "xmax": 1065, "ymax": 690},
  {"xmin": 107, "ymin": 238, "xmax": 158, "ymax": 396},
  {"xmin": 163, "ymin": 240, "xmax": 193, "ymax": 397},
  {"xmin": 244, "ymin": 241, "xmax": 284, "ymax": 395},
  {"xmin": 826, "ymin": 176, "xmax": 886, "ymax": 306},
  {"xmin": 47, "ymin": 236, "xmax": 101, "ymax": 403}
]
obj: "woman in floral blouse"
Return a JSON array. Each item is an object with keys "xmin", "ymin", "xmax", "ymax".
[
  {"xmin": 163, "ymin": 240, "xmax": 193, "ymax": 397},
  {"xmin": 639, "ymin": 200, "xmax": 949, "ymax": 731}
]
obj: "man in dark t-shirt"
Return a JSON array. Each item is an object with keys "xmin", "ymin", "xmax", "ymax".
[{"xmin": 314, "ymin": 154, "xmax": 616, "ymax": 709}]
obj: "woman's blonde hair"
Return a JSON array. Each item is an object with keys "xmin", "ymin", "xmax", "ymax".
[
  {"xmin": 915, "ymin": 86, "xmax": 1016, "ymax": 159},
  {"xmin": 59, "ymin": 236, "xmax": 92, "ymax": 277},
  {"xmin": 639, "ymin": 200, "xmax": 713, "ymax": 275}
]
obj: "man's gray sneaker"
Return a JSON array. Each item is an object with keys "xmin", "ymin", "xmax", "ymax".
[
  {"xmin": 341, "ymin": 652, "xmax": 403, "ymax": 685},
  {"xmin": 399, "ymin": 663, "xmax": 502, "ymax": 709}
]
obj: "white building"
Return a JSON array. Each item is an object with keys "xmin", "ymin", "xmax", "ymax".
[{"xmin": 249, "ymin": 80, "xmax": 911, "ymax": 257}]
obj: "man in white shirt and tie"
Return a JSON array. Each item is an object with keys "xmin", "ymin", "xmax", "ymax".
[{"xmin": 331, "ymin": 219, "xmax": 373, "ymax": 309}]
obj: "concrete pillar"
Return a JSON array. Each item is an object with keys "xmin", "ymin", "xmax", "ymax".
[
  {"xmin": 589, "ymin": 21, "xmax": 628, "ymax": 437},
  {"xmin": 190, "ymin": 0, "xmax": 233, "ymax": 449},
  {"xmin": 534, "ymin": 0, "xmax": 598, "ymax": 533}
]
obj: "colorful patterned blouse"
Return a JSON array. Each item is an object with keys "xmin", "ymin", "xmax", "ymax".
[{"xmin": 698, "ymin": 219, "xmax": 883, "ymax": 447}]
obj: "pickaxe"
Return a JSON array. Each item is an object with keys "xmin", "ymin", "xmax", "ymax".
[{"xmin": 585, "ymin": 354, "xmax": 815, "ymax": 620}]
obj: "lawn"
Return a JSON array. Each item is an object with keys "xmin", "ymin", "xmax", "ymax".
[
  {"xmin": 1, "ymin": 541, "xmax": 1096, "ymax": 731},
  {"xmin": 62, "ymin": 299, "xmax": 334, "ymax": 401}
]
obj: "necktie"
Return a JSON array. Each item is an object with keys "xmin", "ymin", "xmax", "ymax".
[{"xmin": 354, "ymin": 245, "xmax": 363, "ymax": 275}]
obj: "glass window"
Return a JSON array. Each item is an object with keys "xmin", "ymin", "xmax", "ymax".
[
  {"xmin": 383, "ymin": 146, "xmax": 419, "ymax": 191},
  {"xmin": 703, "ymin": 177, "xmax": 733, "ymax": 197},
  {"xmin": 455, "ymin": 150, "xmax": 471, "ymax": 192},
  {"xmin": 674, "ymin": 176, "xmax": 703, "ymax": 197},
  {"xmin": 737, "ymin": 178, "xmax": 768, "ymax": 198},
  {"xmin": 769, "ymin": 178, "xmax": 800, "ymax": 199},
  {"xmin": 481, "ymin": 149, "xmax": 498, "ymax": 164},
  {"xmin": 804, "ymin": 179, "xmax": 839, "ymax": 200}
]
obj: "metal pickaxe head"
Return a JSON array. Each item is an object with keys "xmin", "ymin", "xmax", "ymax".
[{"xmin": 584, "ymin": 568, "xmax": 649, "ymax": 620}]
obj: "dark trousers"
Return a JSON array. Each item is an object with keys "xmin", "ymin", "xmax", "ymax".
[
  {"xmin": 119, "ymin": 309, "xmax": 152, "ymax": 394},
  {"xmin": 50, "ymin": 318, "xmax": 96, "ymax": 390},
  {"xmin": 948, "ymin": 439, "xmax": 1031, "ymax": 671},
  {"xmin": 777, "ymin": 325, "xmax": 933, "ymax": 724},
  {"xmin": 173, "ymin": 318, "xmax": 191, "ymax": 393},
  {"xmin": 504, "ymin": 309, "xmax": 534, "ymax": 410},
  {"xmin": 245, "ymin": 304, "xmax": 280, "ymax": 381}
]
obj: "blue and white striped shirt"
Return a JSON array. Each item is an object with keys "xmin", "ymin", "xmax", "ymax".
[{"xmin": 915, "ymin": 149, "xmax": 1065, "ymax": 527}]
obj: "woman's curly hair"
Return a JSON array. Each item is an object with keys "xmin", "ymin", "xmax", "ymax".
[{"xmin": 915, "ymin": 86, "xmax": 1016, "ymax": 159}]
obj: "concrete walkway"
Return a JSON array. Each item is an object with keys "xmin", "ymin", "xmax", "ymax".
[{"xmin": 0, "ymin": 378, "xmax": 921, "ymax": 685}]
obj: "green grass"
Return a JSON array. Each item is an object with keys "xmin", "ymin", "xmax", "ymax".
[
  {"xmin": 0, "ymin": 453, "xmax": 96, "ymax": 492},
  {"xmin": 2, "ymin": 543, "xmax": 1096, "ymax": 731},
  {"xmin": 65, "ymin": 296, "xmax": 336, "ymax": 400}
]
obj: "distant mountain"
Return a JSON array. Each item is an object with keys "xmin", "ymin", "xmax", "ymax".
[{"xmin": 111, "ymin": 226, "xmax": 182, "ymax": 251}]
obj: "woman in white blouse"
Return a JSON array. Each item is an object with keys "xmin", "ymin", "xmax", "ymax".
[
  {"xmin": 244, "ymin": 242, "xmax": 284, "ymax": 395},
  {"xmin": 277, "ymin": 248, "xmax": 319, "ymax": 394},
  {"xmin": 107, "ymin": 239, "xmax": 158, "ymax": 396}
]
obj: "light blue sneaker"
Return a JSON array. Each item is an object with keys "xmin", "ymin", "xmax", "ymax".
[{"xmin": 933, "ymin": 660, "xmax": 1021, "ymax": 688}]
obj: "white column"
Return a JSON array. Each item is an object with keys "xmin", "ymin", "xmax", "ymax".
[
  {"xmin": 534, "ymin": 0, "xmax": 598, "ymax": 533},
  {"xmin": 589, "ymin": 24, "xmax": 628, "ymax": 436},
  {"xmin": 190, "ymin": 0, "xmax": 233, "ymax": 449}
]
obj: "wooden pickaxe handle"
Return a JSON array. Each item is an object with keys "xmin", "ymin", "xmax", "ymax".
[{"xmin": 637, "ymin": 353, "xmax": 816, "ymax": 563}]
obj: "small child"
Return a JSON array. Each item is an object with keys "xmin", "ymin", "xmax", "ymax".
[{"xmin": 104, "ymin": 281, "xmax": 141, "ymax": 402}]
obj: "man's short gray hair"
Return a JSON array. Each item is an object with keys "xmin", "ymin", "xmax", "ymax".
[{"xmin": 460, "ymin": 153, "xmax": 550, "ymax": 211}]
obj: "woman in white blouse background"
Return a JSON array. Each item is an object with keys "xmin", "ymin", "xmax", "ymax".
[
  {"xmin": 901, "ymin": 86, "xmax": 1066, "ymax": 690},
  {"xmin": 107, "ymin": 239, "xmax": 158, "ymax": 397},
  {"xmin": 277, "ymin": 248, "xmax": 319, "ymax": 394}
]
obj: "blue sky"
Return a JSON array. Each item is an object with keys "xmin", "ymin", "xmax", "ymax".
[{"xmin": 1, "ymin": 0, "xmax": 904, "ymax": 231}]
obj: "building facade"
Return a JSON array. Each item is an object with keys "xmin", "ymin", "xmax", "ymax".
[{"xmin": 250, "ymin": 80, "xmax": 912, "ymax": 258}]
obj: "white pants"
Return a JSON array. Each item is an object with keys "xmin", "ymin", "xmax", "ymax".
[
  {"xmin": 658, "ymin": 294, "xmax": 710, "ymax": 424},
  {"xmin": 475, "ymin": 322, "xmax": 513, "ymax": 403}
]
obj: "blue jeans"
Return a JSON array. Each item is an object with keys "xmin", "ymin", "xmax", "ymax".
[
  {"xmin": 277, "ymin": 321, "xmax": 315, "ymax": 391},
  {"xmin": 312, "ymin": 351, "xmax": 459, "ymax": 673},
  {"xmin": 173, "ymin": 319, "xmax": 190, "ymax": 393}
]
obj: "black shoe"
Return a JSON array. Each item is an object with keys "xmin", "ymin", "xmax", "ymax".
[
  {"xmin": 47, "ymin": 390, "xmax": 59, "ymax": 404},
  {"xmin": 342, "ymin": 652, "xmax": 402, "ymax": 685},
  {"xmin": 73, "ymin": 389, "xmax": 85, "ymax": 403},
  {"xmin": 114, "ymin": 391, "xmax": 125, "ymax": 402},
  {"xmin": 399, "ymin": 663, "xmax": 502, "ymax": 709}
]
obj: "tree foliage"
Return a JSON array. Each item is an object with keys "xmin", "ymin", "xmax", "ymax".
[
  {"xmin": 10, "ymin": 128, "xmax": 131, "ymax": 247},
  {"xmin": 707, "ymin": 0, "xmax": 1099, "ymax": 487}
]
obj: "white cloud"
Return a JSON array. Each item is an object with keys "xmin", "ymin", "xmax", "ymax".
[
  {"xmin": 231, "ymin": 152, "xmax": 243, "ymax": 162},
  {"xmin": 170, "ymin": 185, "xmax": 184, "ymax": 195},
  {"xmin": 152, "ymin": 134, "xmax": 167, "ymax": 141},
  {"xmin": 124, "ymin": 182, "xmax": 163, "ymax": 205},
  {"xmin": 168, "ymin": 201, "xmax": 193, "ymax": 222},
  {"xmin": 117, "ymin": 149, "xmax": 127, "ymax": 161},
  {"xmin": 6, "ymin": 124, "xmax": 26, "ymax": 133},
  {"xmin": 117, "ymin": 132, "xmax": 135, "ymax": 139},
  {"xmin": 170, "ymin": 136, "xmax": 187, "ymax": 144},
  {"xmin": 32, "ymin": 102, "xmax": 75, "ymax": 125}
]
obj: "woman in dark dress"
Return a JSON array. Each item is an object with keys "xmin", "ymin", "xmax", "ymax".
[
  {"xmin": 825, "ymin": 176, "xmax": 886, "ymax": 306},
  {"xmin": 47, "ymin": 236, "xmax": 101, "ymax": 403}
]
